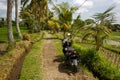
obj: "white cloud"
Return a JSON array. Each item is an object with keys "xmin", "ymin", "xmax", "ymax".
[
  {"xmin": 76, "ymin": 7, "xmax": 89, "ymax": 13},
  {"xmin": 113, "ymin": 0, "xmax": 120, "ymax": 4},
  {"xmin": 72, "ymin": 0, "xmax": 93, "ymax": 13},
  {"xmin": 73, "ymin": 0, "xmax": 93, "ymax": 7},
  {"xmin": 0, "ymin": 0, "xmax": 21, "ymax": 19},
  {"xmin": 83, "ymin": 1, "xmax": 93, "ymax": 7},
  {"xmin": 0, "ymin": 2, "xmax": 7, "ymax": 10}
]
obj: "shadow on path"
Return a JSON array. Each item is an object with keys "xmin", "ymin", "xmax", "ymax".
[
  {"xmin": 53, "ymin": 55, "xmax": 77, "ymax": 75},
  {"xmin": 43, "ymin": 37, "xmax": 62, "ymax": 40}
]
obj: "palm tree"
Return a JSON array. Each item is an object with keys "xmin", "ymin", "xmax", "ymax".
[
  {"xmin": 7, "ymin": 0, "xmax": 14, "ymax": 44},
  {"xmin": 21, "ymin": 0, "xmax": 30, "ymax": 8},
  {"xmin": 15, "ymin": 0, "xmax": 23, "ymax": 39},
  {"xmin": 21, "ymin": 0, "xmax": 52, "ymax": 32},
  {"xmin": 48, "ymin": 18, "xmax": 60, "ymax": 33},
  {"xmin": 53, "ymin": 2, "xmax": 78, "ymax": 38},
  {"xmin": 71, "ymin": 15, "xmax": 85, "ymax": 38},
  {"xmin": 82, "ymin": 6, "xmax": 115, "ymax": 51},
  {"xmin": 93, "ymin": 6, "xmax": 115, "ymax": 26}
]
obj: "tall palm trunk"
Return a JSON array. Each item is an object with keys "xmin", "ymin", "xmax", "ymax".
[
  {"xmin": 7, "ymin": 0, "xmax": 14, "ymax": 44},
  {"xmin": 95, "ymin": 30, "xmax": 100, "ymax": 51},
  {"xmin": 15, "ymin": 0, "xmax": 23, "ymax": 39}
]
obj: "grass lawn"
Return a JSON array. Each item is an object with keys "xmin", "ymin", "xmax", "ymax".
[
  {"xmin": 0, "ymin": 26, "xmax": 28, "ymax": 42},
  {"xmin": 19, "ymin": 40, "xmax": 44, "ymax": 80}
]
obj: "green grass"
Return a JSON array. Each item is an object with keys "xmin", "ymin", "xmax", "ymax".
[
  {"xmin": 109, "ymin": 32, "xmax": 120, "ymax": 42},
  {"xmin": 54, "ymin": 37, "xmax": 65, "ymax": 61},
  {"xmin": 110, "ymin": 32, "xmax": 120, "ymax": 36},
  {"xmin": 19, "ymin": 40, "xmax": 44, "ymax": 80},
  {"xmin": 0, "ymin": 27, "xmax": 8, "ymax": 42},
  {"xmin": 73, "ymin": 44, "xmax": 120, "ymax": 80},
  {"xmin": 103, "ymin": 45, "xmax": 120, "ymax": 53},
  {"xmin": 0, "ymin": 26, "xmax": 28, "ymax": 42}
]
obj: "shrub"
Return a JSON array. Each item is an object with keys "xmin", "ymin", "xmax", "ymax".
[
  {"xmin": 23, "ymin": 33, "xmax": 30, "ymax": 41},
  {"xmin": 73, "ymin": 44, "xmax": 120, "ymax": 80}
]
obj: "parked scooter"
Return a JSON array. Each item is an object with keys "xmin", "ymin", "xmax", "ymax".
[
  {"xmin": 62, "ymin": 39, "xmax": 80, "ymax": 72},
  {"xmin": 67, "ymin": 47, "xmax": 79, "ymax": 72}
]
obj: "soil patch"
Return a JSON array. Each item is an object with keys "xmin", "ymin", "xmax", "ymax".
[{"xmin": 0, "ymin": 43, "xmax": 8, "ymax": 58}]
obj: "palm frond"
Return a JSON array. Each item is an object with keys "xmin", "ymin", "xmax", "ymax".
[
  {"xmin": 103, "ymin": 6, "xmax": 115, "ymax": 15},
  {"xmin": 82, "ymin": 32, "xmax": 94, "ymax": 42},
  {"xmin": 21, "ymin": 0, "xmax": 30, "ymax": 7}
]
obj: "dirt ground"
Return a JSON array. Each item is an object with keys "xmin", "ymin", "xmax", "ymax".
[
  {"xmin": 0, "ymin": 43, "xmax": 7, "ymax": 58},
  {"xmin": 42, "ymin": 33, "xmax": 95, "ymax": 80}
]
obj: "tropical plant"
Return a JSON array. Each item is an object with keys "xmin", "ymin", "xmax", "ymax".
[
  {"xmin": 48, "ymin": 18, "xmax": 60, "ymax": 33},
  {"xmin": 71, "ymin": 15, "xmax": 85, "ymax": 39},
  {"xmin": 20, "ymin": 0, "xmax": 52, "ymax": 32},
  {"xmin": 82, "ymin": 6, "xmax": 115, "ymax": 51},
  {"xmin": 85, "ymin": 19, "xmax": 95, "ymax": 25},
  {"xmin": 53, "ymin": 2, "xmax": 78, "ymax": 38},
  {"xmin": 21, "ymin": 0, "xmax": 41, "ymax": 32},
  {"xmin": 93, "ymin": 6, "xmax": 115, "ymax": 26}
]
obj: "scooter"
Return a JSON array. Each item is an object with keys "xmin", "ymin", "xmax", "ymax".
[
  {"xmin": 68, "ymin": 50, "xmax": 79, "ymax": 72},
  {"xmin": 63, "ymin": 46, "xmax": 80, "ymax": 73}
]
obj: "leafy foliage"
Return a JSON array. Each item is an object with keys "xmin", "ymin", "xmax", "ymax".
[
  {"xmin": 71, "ymin": 15, "xmax": 85, "ymax": 39},
  {"xmin": 20, "ymin": 0, "xmax": 51, "ymax": 32},
  {"xmin": 73, "ymin": 44, "xmax": 120, "ymax": 80},
  {"xmin": 85, "ymin": 19, "xmax": 95, "ymax": 25},
  {"xmin": 53, "ymin": 2, "xmax": 78, "ymax": 38},
  {"xmin": 48, "ymin": 18, "xmax": 60, "ymax": 33},
  {"xmin": 82, "ymin": 6, "xmax": 115, "ymax": 51}
]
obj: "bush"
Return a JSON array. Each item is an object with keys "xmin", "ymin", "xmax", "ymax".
[
  {"xmin": 23, "ymin": 33, "xmax": 30, "ymax": 41},
  {"xmin": 73, "ymin": 44, "xmax": 120, "ymax": 80}
]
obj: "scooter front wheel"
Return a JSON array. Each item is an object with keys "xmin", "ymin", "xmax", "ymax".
[
  {"xmin": 73, "ymin": 65, "xmax": 78, "ymax": 72},
  {"xmin": 73, "ymin": 59, "xmax": 78, "ymax": 72}
]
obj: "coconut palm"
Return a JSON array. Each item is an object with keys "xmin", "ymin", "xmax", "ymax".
[
  {"xmin": 21, "ymin": 0, "xmax": 51, "ymax": 32},
  {"xmin": 21, "ymin": 0, "xmax": 31, "ymax": 8},
  {"xmin": 15, "ymin": 0, "xmax": 23, "ymax": 39},
  {"xmin": 93, "ymin": 6, "xmax": 115, "ymax": 26},
  {"xmin": 82, "ymin": 6, "xmax": 115, "ymax": 51},
  {"xmin": 48, "ymin": 18, "xmax": 60, "ymax": 33},
  {"xmin": 53, "ymin": 2, "xmax": 78, "ymax": 38},
  {"xmin": 71, "ymin": 15, "xmax": 85, "ymax": 38},
  {"xmin": 7, "ymin": 0, "xmax": 14, "ymax": 44}
]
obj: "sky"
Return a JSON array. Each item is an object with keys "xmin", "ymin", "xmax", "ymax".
[{"xmin": 0, "ymin": 0, "xmax": 120, "ymax": 24}]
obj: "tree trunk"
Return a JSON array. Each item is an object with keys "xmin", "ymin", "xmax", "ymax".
[
  {"xmin": 63, "ymin": 30, "xmax": 66, "ymax": 38},
  {"xmin": 7, "ymin": 0, "xmax": 14, "ymax": 44},
  {"xmin": 95, "ymin": 31, "xmax": 100, "ymax": 51},
  {"xmin": 15, "ymin": 0, "xmax": 23, "ymax": 39}
]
